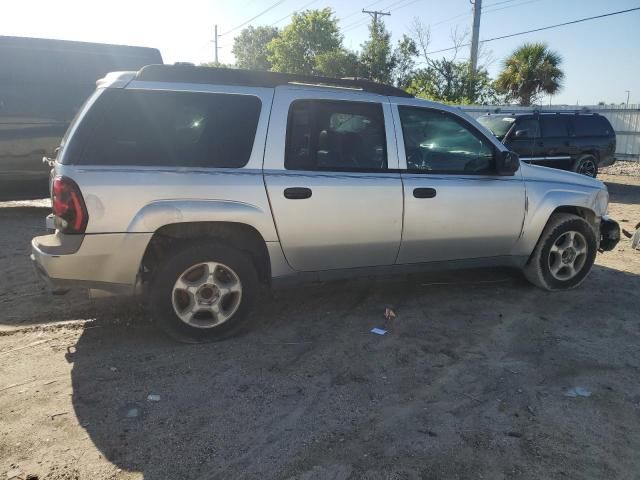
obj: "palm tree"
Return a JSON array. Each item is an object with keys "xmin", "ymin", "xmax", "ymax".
[{"xmin": 495, "ymin": 43, "xmax": 564, "ymax": 106}]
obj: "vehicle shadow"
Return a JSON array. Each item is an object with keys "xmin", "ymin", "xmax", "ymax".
[
  {"xmin": 603, "ymin": 178, "xmax": 640, "ymax": 206},
  {"xmin": 69, "ymin": 264, "xmax": 640, "ymax": 479}
]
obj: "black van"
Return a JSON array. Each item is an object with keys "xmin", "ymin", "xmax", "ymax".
[
  {"xmin": 0, "ymin": 36, "xmax": 162, "ymax": 200},
  {"xmin": 477, "ymin": 112, "xmax": 616, "ymax": 177}
]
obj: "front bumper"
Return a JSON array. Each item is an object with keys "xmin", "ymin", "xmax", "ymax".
[
  {"xmin": 31, "ymin": 231, "xmax": 153, "ymax": 295},
  {"xmin": 599, "ymin": 216, "xmax": 620, "ymax": 251}
]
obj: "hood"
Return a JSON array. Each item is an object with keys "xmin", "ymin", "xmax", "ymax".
[{"xmin": 519, "ymin": 162, "xmax": 605, "ymax": 190}]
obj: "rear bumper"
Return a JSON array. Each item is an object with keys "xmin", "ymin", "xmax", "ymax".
[
  {"xmin": 599, "ymin": 216, "xmax": 620, "ymax": 251},
  {"xmin": 31, "ymin": 231, "xmax": 153, "ymax": 294}
]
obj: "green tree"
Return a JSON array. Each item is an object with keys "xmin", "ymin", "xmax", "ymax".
[
  {"xmin": 267, "ymin": 8, "xmax": 342, "ymax": 75},
  {"xmin": 231, "ymin": 26, "xmax": 280, "ymax": 71},
  {"xmin": 360, "ymin": 18, "xmax": 395, "ymax": 83},
  {"xmin": 314, "ymin": 49, "xmax": 361, "ymax": 78},
  {"xmin": 495, "ymin": 42, "xmax": 563, "ymax": 106},
  {"xmin": 200, "ymin": 62, "xmax": 233, "ymax": 69},
  {"xmin": 392, "ymin": 35, "xmax": 418, "ymax": 88},
  {"xmin": 407, "ymin": 60, "xmax": 498, "ymax": 105}
]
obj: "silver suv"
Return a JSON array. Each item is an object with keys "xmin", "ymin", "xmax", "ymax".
[{"xmin": 31, "ymin": 65, "xmax": 620, "ymax": 341}]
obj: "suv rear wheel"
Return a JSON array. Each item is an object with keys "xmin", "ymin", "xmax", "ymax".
[
  {"xmin": 148, "ymin": 242, "xmax": 258, "ymax": 342},
  {"xmin": 524, "ymin": 213, "xmax": 597, "ymax": 291},
  {"xmin": 573, "ymin": 154, "xmax": 598, "ymax": 177}
]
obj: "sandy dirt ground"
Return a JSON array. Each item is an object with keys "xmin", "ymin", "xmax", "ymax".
[{"xmin": 1, "ymin": 173, "xmax": 639, "ymax": 480}]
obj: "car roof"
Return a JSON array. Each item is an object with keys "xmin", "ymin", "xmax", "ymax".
[
  {"xmin": 483, "ymin": 111, "xmax": 602, "ymax": 118},
  {"xmin": 134, "ymin": 64, "xmax": 414, "ymax": 98}
]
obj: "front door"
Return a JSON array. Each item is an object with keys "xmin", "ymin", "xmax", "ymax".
[
  {"xmin": 393, "ymin": 105, "xmax": 526, "ymax": 264},
  {"xmin": 264, "ymin": 90, "xmax": 403, "ymax": 272},
  {"xmin": 506, "ymin": 116, "xmax": 541, "ymax": 163}
]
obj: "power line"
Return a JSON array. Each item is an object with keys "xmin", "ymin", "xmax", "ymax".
[
  {"xmin": 342, "ymin": 0, "xmax": 422, "ymax": 33},
  {"xmin": 338, "ymin": 0, "xmax": 387, "ymax": 23},
  {"xmin": 270, "ymin": 0, "xmax": 320, "ymax": 26},
  {"xmin": 483, "ymin": 0, "xmax": 519, "ymax": 8},
  {"xmin": 482, "ymin": 0, "xmax": 541, "ymax": 14},
  {"xmin": 428, "ymin": 0, "xmax": 539, "ymax": 32},
  {"xmin": 426, "ymin": 6, "xmax": 640, "ymax": 55},
  {"xmin": 362, "ymin": 8, "xmax": 391, "ymax": 23},
  {"xmin": 220, "ymin": 0, "xmax": 287, "ymax": 36}
]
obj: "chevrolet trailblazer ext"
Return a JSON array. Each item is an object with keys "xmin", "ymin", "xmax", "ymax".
[{"xmin": 31, "ymin": 65, "xmax": 620, "ymax": 342}]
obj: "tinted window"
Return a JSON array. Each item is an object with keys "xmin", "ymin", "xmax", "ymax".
[
  {"xmin": 515, "ymin": 117, "xmax": 540, "ymax": 137},
  {"xmin": 571, "ymin": 115, "xmax": 612, "ymax": 137},
  {"xmin": 62, "ymin": 89, "xmax": 261, "ymax": 168},
  {"xmin": 285, "ymin": 100, "xmax": 387, "ymax": 171},
  {"xmin": 399, "ymin": 107, "xmax": 495, "ymax": 174},
  {"xmin": 540, "ymin": 115, "xmax": 569, "ymax": 138}
]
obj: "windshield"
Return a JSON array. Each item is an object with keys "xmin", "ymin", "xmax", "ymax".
[{"xmin": 477, "ymin": 116, "xmax": 515, "ymax": 140}]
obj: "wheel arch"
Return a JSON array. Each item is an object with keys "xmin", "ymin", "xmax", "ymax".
[
  {"xmin": 524, "ymin": 205, "xmax": 597, "ymax": 262},
  {"xmin": 518, "ymin": 183, "xmax": 601, "ymax": 257},
  {"xmin": 141, "ymin": 221, "xmax": 272, "ymax": 286}
]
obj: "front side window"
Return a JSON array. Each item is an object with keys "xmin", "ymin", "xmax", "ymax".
[
  {"xmin": 515, "ymin": 118, "xmax": 540, "ymax": 138},
  {"xmin": 477, "ymin": 116, "xmax": 515, "ymax": 140},
  {"xmin": 540, "ymin": 115, "xmax": 570, "ymax": 138},
  {"xmin": 63, "ymin": 89, "xmax": 261, "ymax": 168},
  {"xmin": 285, "ymin": 100, "xmax": 387, "ymax": 171},
  {"xmin": 399, "ymin": 107, "xmax": 495, "ymax": 174}
]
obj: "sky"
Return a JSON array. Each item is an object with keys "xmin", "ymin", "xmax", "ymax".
[{"xmin": 2, "ymin": 0, "xmax": 639, "ymax": 105}]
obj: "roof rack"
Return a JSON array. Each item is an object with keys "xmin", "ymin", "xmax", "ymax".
[{"xmin": 136, "ymin": 64, "xmax": 414, "ymax": 98}]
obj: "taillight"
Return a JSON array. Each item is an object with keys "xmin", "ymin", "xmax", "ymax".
[{"xmin": 51, "ymin": 176, "xmax": 88, "ymax": 234}]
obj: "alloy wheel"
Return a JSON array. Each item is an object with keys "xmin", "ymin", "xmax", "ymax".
[
  {"xmin": 548, "ymin": 230, "xmax": 588, "ymax": 281},
  {"xmin": 171, "ymin": 262, "xmax": 242, "ymax": 328}
]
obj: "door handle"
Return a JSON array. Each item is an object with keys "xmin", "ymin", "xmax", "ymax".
[
  {"xmin": 413, "ymin": 187, "xmax": 437, "ymax": 199},
  {"xmin": 284, "ymin": 187, "xmax": 312, "ymax": 200}
]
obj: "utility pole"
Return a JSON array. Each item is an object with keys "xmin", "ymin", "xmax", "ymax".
[
  {"xmin": 626, "ymin": 90, "xmax": 631, "ymax": 108},
  {"xmin": 362, "ymin": 9, "xmax": 390, "ymax": 24},
  {"xmin": 214, "ymin": 24, "xmax": 220, "ymax": 64},
  {"xmin": 469, "ymin": 0, "xmax": 482, "ymax": 73}
]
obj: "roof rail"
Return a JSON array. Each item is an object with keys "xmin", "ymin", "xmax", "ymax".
[{"xmin": 135, "ymin": 64, "xmax": 414, "ymax": 98}]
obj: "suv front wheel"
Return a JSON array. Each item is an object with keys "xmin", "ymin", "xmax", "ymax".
[
  {"xmin": 149, "ymin": 242, "xmax": 258, "ymax": 342},
  {"xmin": 524, "ymin": 213, "xmax": 597, "ymax": 291}
]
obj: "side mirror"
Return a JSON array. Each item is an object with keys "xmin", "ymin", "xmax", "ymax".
[
  {"xmin": 496, "ymin": 151, "xmax": 520, "ymax": 176},
  {"xmin": 514, "ymin": 129, "xmax": 529, "ymax": 138}
]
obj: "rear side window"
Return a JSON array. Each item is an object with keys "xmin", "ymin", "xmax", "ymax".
[
  {"xmin": 571, "ymin": 115, "xmax": 612, "ymax": 137},
  {"xmin": 540, "ymin": 116, "xmax": 570, "ymax": 138},
  {"xmin": 62, "ymin": 89, "xmax": 261, "ymax": 168},
  {"xmin": 285, "ymin": 100, "xmax": 387, "ymax": 171}
]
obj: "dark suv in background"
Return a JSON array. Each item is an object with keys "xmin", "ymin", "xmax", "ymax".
[
  {"xmin": 478, "ymin": 112, "xmax": 616, "ymax": 177},
  {"xmin": 0, "ymin": 36, "xmax": 162, "ymax": 200}
]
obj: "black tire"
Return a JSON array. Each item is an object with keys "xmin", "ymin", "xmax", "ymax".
[
  {"xmin": 573, "ymin": 154, "xmax": 598, "ymax": 178},
  {"xmin": 148, "ymin": 241, "xmax": 258, "ymax": 343},
  {"xmin": 524, "ymin": 213, "xmax": 598, "ymax": 291}
]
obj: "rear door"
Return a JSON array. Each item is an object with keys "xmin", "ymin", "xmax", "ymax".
[
  {"xmin": 539, "ymin": 115, "xmax": 574, "ymax": 169},
  {"xmin": 263, "ymin": 88, "xmax": 403, "ymax": 272}
]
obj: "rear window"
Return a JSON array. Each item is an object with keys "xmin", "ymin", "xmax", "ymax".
[
  {"xmin": 540, "ymin": 115, "xmax": 570, "ymax": 138},
  {"xmin": 571, "ymin": 115, "xmax": 612, "ymax": 137},
  {"xmin": 62, "ymin": 89, "xmax": 261, "ymax": 168}
]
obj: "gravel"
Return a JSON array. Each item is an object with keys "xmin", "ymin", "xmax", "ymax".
[{"xmin": 601, "ymin": 160, "xmax": 640, "ymax": 177}]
